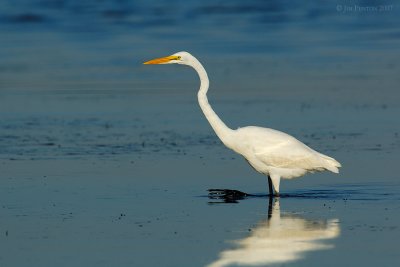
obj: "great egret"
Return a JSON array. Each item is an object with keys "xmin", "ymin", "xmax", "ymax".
[{"xmin": 144, "ymin": 51, "xmax": 341, "ymax": 196}]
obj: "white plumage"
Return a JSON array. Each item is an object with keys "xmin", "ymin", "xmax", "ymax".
[{"xmin": 144, "ymin": 51, "xmax": 341, "ymax": 196}]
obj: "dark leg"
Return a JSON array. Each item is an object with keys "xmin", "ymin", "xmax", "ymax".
[
  {"xmin": 268, "ymin": 176, "xmax": 280, "ymax": 197},
  {"xmin": 268, "ymin": 176, "xmax": 273, "ymax": 196},
  {"xmin": 267, "ymin": 193, "xmax": 273, "ymax": 219}
]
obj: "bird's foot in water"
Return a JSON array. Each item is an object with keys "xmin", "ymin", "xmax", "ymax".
[{"xmin": 208, "ymin": 189, "xmax": 250, "ymax": 202}]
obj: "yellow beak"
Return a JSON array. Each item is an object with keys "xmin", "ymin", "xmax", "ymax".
[{"xmin": 143, "ymin": 55, "xmax": 180, "ymax": 65}]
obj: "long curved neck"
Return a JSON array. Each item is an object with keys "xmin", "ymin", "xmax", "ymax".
[{"xmin": 189, "ymin": 58, "xmax": 234, "ymax": 146}]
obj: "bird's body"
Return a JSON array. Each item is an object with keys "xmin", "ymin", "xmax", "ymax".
[
  {"xmin": 227, "ymin": 126, "xmax": 340, "ymax": 193},
  {"xmin": 144, "ymin": 51, "xmax": 341, "ymax": 196}
]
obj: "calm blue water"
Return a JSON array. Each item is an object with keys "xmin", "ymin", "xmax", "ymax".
[{"xmin": 0, "ymin": 1, "xmax": 399, "ymax": 267}]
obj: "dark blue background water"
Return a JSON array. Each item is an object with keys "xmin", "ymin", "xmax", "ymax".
[{"xmin": 0, "ymin": 1, "xmax": 399, "ymax": 266}]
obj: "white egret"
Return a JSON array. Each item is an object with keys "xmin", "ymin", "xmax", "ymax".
[{"xmin": 144, "ymin": 51, "xmax": 341, "ymax": 196}]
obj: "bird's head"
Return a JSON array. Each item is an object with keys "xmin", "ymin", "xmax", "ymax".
[{"xmin": 143, "ymin": 51, "xmax": 193, "ymax": 66}]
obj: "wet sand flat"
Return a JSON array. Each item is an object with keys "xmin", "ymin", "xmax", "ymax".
[{"xmin": 0, "ymin": 91, "xmax": 399, "ymax": 267}]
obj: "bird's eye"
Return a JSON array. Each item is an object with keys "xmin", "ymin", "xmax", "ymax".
[{"xmin": 177, "ymin": 56, "xmax": 181, "ymax": 60}]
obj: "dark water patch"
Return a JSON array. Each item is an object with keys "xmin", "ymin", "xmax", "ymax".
[
  {"xmin": 0, "ymin": 112, "xmax": 398, "ymax": 160},
  {"xmin": 363, "ymin": 147, "xmax": 382, "ymax": 151},
  {"xmin": 6, "ymin": 13, "xmax": 47, "ymax": 23},
  {"xmin": 138, "ymin": 18, "xmax": 176, "ymax": 28},
  {"xmin": 0, "ymin": 134, "xmax": 20, "ymax": 140},
  {"xmin": 347, "ymin": 224, "xmax": 398, "ymax": 232},
  {"xmin": 300, "ymin": 128, "xmax": 400, "ymax": 154},
  {"xmin": 101, "ymin": 9, "xmax": 132, "ymax": 19},
  {"xmin": 0, "ymin": 116, "xmax": 225, "ymax": 160},
  {"xmin": 40, "ymin": 142, "xmax": 56, "ymax": 146},
  {"xmin": 336, "ymin": 132, "xmax": 364, "ymax": 137}
]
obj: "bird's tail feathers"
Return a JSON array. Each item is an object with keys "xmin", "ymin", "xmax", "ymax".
[{"xmin": 318, "ymin": 153, "xmax": 342, "ymax": 173}]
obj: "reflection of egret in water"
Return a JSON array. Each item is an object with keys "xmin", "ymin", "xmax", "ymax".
[{"xmin": 207, "ymin": 199, "xmax": 340, "ymax": 267}]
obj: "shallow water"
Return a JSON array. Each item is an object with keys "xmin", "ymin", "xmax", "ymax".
[{"xmin": 1, "ymin": 1, "xmax": 400, "ymax": 266}]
